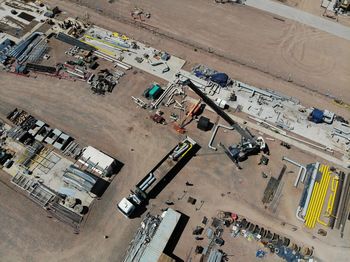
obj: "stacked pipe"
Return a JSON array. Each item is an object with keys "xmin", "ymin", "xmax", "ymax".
[
  {"xmin": 336, "ymin": 172, "xmax": 350, "ymax": 238},
  {"xmin": 94, "ymin": 51, "xmax": 131, "ymax": 70},
  {"xmin": 328, "ymin": 172, "xmax": 344, "ymax": 228}
]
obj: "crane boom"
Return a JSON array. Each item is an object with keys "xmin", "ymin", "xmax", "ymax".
[{"xmin": 186, "ymin": 81, "xmax": 255, "ymax": 142}]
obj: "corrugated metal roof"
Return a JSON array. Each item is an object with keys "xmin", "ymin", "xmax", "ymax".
[{"xmin": 141, "ymin": 209, "xmax": 181, "ymax": 262}]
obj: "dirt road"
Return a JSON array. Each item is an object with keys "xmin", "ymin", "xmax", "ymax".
[{"xmin": 246, "ymin": 0, "xmax": 350, "ymax": 40}]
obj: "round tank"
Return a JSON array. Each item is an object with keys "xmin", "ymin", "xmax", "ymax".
[{"xmin": 74, "ymin": 204, "xmax": 83, "ymax": 214}]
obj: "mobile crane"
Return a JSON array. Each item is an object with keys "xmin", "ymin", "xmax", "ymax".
[{"xmin": 184, "ymin": 79, "xmax": 266, "ymax": 167}]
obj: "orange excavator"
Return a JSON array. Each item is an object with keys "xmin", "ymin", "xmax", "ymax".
[{"xmin": 174, "ymin": 99, "xmax": 202, "ymax": 133}]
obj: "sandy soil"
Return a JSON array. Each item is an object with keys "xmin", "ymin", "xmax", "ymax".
[
  {"xmin": 0, "ymin": 0, "xmax": 349, "ymax": 261},
  {"xmin": 58, "ymin": 0, "xmax": 350, "ymax": 104},
  {"xmin": 0, "ymin": 71, "xmax": 349, "ymax": 262}
]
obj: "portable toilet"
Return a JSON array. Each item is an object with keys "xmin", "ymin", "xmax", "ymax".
[{"xmin": 149, "ymin": 84, "xmax": 162, "ymax": 100}]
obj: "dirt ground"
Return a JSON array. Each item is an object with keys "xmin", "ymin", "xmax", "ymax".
[
  {"xmin": 0, "ymin": 71, "xmax": 349, "ymax": 262},
  {"xmin": 0, "ymin": 0, "xmax": 349, "ymax": 261},
  {"xmin": 55, "ymin": 0, "xmax": 350, "ymax": 105}
]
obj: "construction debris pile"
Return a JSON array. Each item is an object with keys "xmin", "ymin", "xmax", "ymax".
[
  {"xmin": 88, "ymin": 69, "xmax": 118, "ymax": 95},
  {"xmin": 55, "ymin": 18, "xmax": 88, "ymax": 37}
]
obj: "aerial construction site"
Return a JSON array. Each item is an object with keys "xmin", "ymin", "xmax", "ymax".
[{"xmin": 0, "ymin": 0, "xmax": 349, "ymax": 261}]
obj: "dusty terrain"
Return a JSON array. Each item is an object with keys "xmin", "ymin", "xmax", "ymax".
[
  {"xmin": 0, "ymin": 71, "xmax": 349, "ymax": 262},
  {"xmin": 0, "ymin": 0, "xmax": 349, "ymax": 261},
  {"xmin": 58, "ymin": 0, "xmax": 350, "ymax": 104}
]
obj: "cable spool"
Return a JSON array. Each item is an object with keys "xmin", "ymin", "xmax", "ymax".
[
  {"xmin": 253, "ymin": 225, "xmax": 260, "ymax": 234},
  {"xmin": 300, "ymin": 247, "xmax": 313, "ymax": 256},
  {"xmin": 272, "ymin": 233, "xmax": 279, "ymax": 241},
  {"xmin": 291, "ymin": 243, "xmax": 300, "ymax": 252},
  {"xmin": 282, "ymin": 237, "xmax": 290, "ymax": 247},
  {"xmin": 265, "ymin": 231, "xmax": 273, "ymax": 240},
  {"xmin": 197, "ymin": 116, "xmax": 211, "ymax": 131},
  {"xmin": 259, "ymin": 227, "xmax": 265, "ymax": 236},
  {"xmin": 247, "ymin": 223, "xmax": 255, "ymax": 232},
  {"xmin": 74, "ymin": 204, "xmax": 83, "ymax": 214},
  {"xmin": 240, "ymin": 218, "xmax": 248, "ymax": 228}
]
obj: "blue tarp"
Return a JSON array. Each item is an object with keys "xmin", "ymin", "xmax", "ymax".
[
  {"xmin": 256, "ymin": 250, "xmax": 266, "ymax": 258},
  {"xmin": 310, "ymin": 109, "xmax": 324, "ymax": 123},
  {"xmin": 275, "ymin": 245, "xmax": 302, "ymax": 262},
  {"xmin": 194, "ymin": 71, "xmax": 205, "ymax": 78},
  {"xmin": 210, "ymin": 73, "xmax": 229, "ymax": 87}
]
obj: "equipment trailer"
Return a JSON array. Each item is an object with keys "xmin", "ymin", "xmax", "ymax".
[{"xmin": 117, "ymin": 136, "xmax": 197, "ymax": 218}]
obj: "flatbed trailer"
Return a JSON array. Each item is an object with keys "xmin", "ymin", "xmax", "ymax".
[{"xmin": 117, "ymin": 136, "xmax": 197, "ymax": 217}]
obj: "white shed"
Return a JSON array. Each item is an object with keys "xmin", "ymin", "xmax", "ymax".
[{"xmin": 78, "ymin": 146, "xmax": 118, "ymax": 177}]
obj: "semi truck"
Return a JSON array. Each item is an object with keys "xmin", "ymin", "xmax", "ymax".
[{"xmin": 117, "ymin": 136, "xmax": 197, "ymax": 218}]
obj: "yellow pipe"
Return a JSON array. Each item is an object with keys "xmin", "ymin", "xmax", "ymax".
[
  {"xmin": 327, "ymin": 178, "xmax": 338, "ymax": 215},
  {"xmin": 305, "ymin": 165, "xmax": 324, "ymax": 227},
  {"xmin": 306, "ymin": 181, "xmax": 320, "ymax": 227},
  {"xmin": 80, "ymin": 39, "xmax": 116, "ymax": 56},
  {"xmin": 317, "ymin": 173, "xmax": 331, "ymax": 227},
  {"xmin": 83, "ymin": 34, "xmax": 128, "ymax": 51},
  {"xmin": 310, "ymin": 165, "xmax": 326, "ymax": 223},
  {"xmin": 309, "ymin": 165, "xmax": 329, "ymax": 228},
  {"xmin": 310, "ymin": 166, "xmax": 327, "ymax": 227},
  {"xmin": 327, "ymin": 193, "xmax": 333, "ymax": 214}
]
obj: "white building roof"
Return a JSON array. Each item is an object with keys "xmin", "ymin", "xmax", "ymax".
[{"xmin": 80, "ymin": 146, "xmax": 115, "ymax": 170}]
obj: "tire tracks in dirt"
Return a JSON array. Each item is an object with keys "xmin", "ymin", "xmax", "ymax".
[
  {"xmin": 51, "ymin": 0, "xmax": 343, "ymax": 101},
  {"xmin": 279, "ymin": 21, "xmax": 335, "ymax": 75}
]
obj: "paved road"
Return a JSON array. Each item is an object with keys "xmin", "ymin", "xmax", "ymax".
[{"xmin": 245, "ymin": 0, "xmax": 350, "ymax": 41}]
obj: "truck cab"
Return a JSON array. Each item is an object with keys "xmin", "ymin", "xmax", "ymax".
[{"xmin": 117, "ymin": 193, "xmax": 142, "ymax": 217}]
